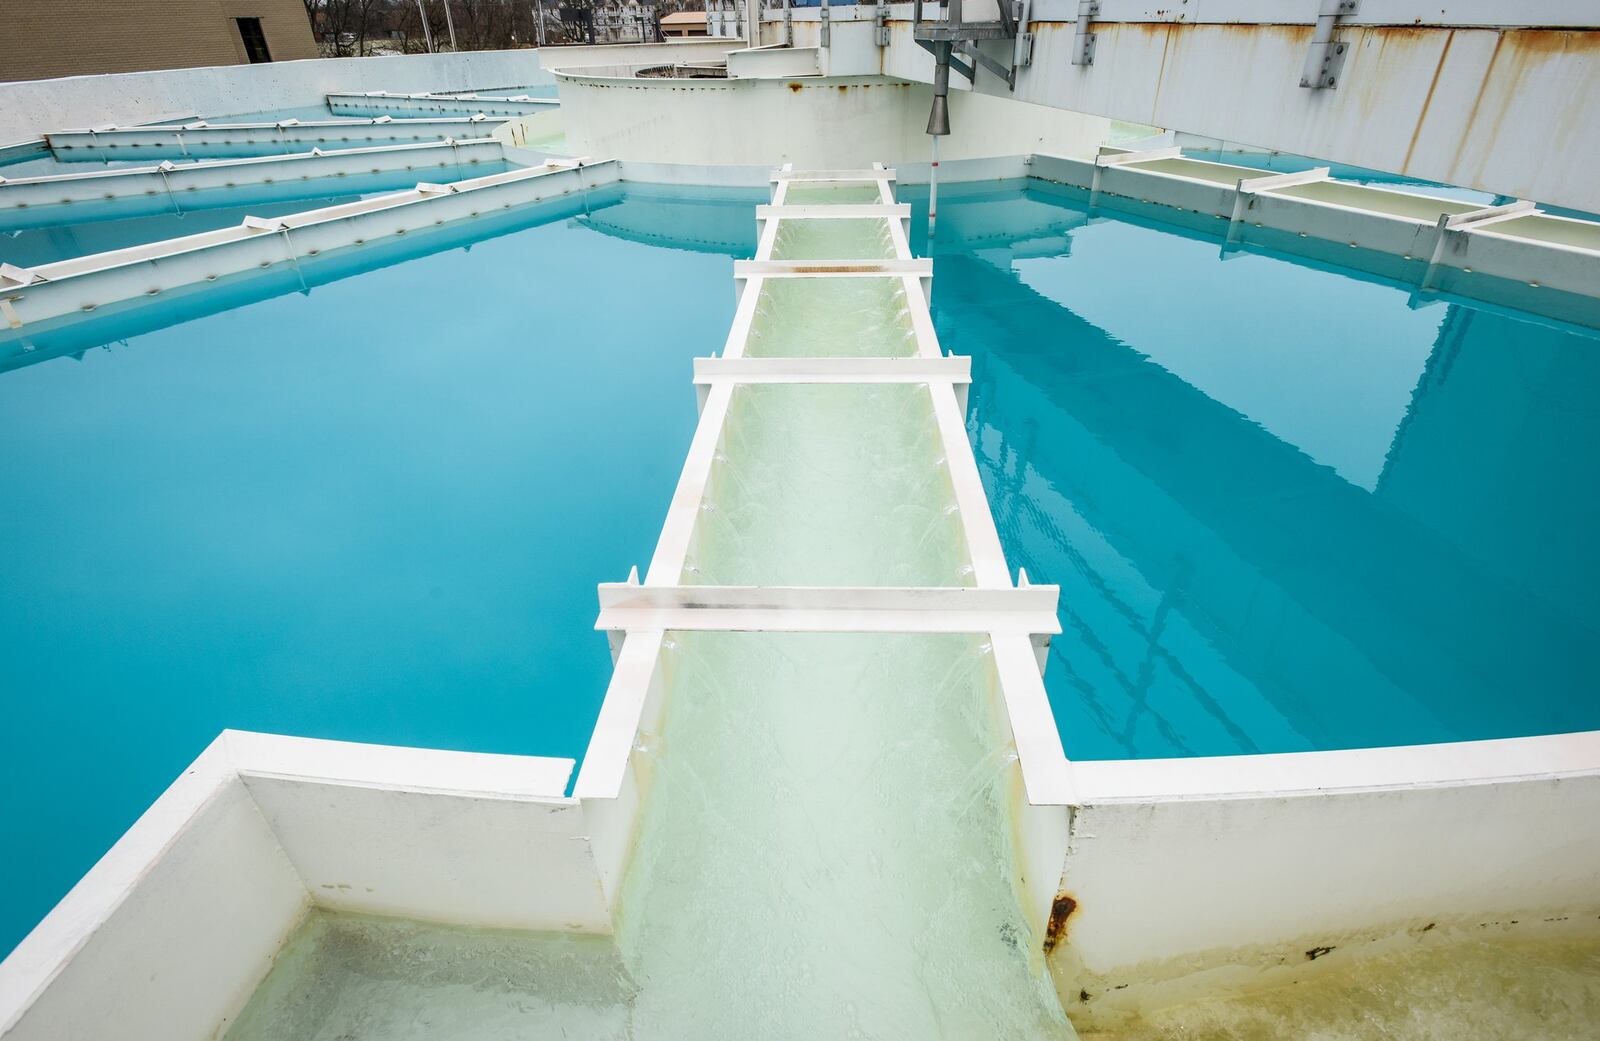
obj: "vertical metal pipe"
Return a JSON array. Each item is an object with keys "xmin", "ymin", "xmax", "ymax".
[
  {"xmin": 783, "ymin": 0, "xmax": 792, "ymax": 46},
  {"xmin": 416, "ymin": 0, "xmax": 435, "ymax": 52},
  {"xmin": 928, "ymin": 133, "xmax": 940, "ymax": 238},
  {"xmin": 442, "ymin": 0, "xmax": 458, "ymax": 49},
  {"xmin": 820, "ymin": 0, "xmax": 830, "ymax": 47}
]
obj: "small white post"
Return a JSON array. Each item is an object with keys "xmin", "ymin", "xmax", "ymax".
[
  {"xmin": 928, "ymin": 135, "xmax": 940, "ymax": 238},
  {"xmin": 416, "ymin": 0, "xmax": 435, "ymax": 52},
  {"xmin": 442, "ymin": 0, "xmax": 459, "ymax": 49}
]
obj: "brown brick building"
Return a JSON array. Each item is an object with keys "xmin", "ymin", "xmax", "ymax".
[{"xmin": 1, "ymin": 0, "xmax": 319, "ymax": 83}]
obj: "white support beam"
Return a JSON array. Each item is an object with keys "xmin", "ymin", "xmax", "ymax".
[
  {"xmin": 594, "ymin": 582, "xmax": 1063, "ymax": 636},
  {"xmin": 1094, "ymin": 146, "xmax": 1183, "ymax": 168},
  {"xmin": 772, "ymin": 168, "xmax": 897, "ymax": 182},
  {"xmin": 692, "ymin": 355, "xmax": 971, "ymax": 383},
  {"xmin": 733, "ymin": 258, "xmax": 933, "ymax": 277},
  {"xmin": 1443, "ymin": 197, "xmax": 1538, "ymax": 230},
  {"xmin": 754, "ymin": 203, "xmax": 911, "ymax": 220}
]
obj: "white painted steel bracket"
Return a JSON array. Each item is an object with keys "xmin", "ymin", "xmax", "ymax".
[
  {"xmin": 1226, "ymin": 166, "xmax": 1330, "ymax": 244},
  {"xmin": 1071, "ymin": 0, "xmax": 1099, "ymax": 66},
  {"xmin": 1421, "ymin": 198, "xmax": 1540, "ymax": 290},
  {"xmin": 1090, "ymin": 145, "xmax": 1182, "ymax": 205},
  {"xmin": 1300, "ymin": 0, "xmax": 1359, "ymax": 89}
]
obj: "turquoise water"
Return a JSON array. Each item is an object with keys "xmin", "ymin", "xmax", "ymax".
[
  {"xmin": 0, "ymin": 184, "xmax": 757, "ymax": 956},
  {"xmin": 0, "ymin": 196, "xmax": 362, "ymax": 267},
  {"xmin": 905, "ymin": 181, "xmax": 1600, "ymax": 762},
  {"xmin": 4, "ymin": 177, "xmax": 1598, "ymax": 959}
]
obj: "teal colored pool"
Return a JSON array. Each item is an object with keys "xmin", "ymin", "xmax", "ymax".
[
  {"xmin": 0, "ymin": 183, "xmax": 757, "ymax": 956},
  {"xmin": 2, "ymin": 176, "xmax": 1596, "ymax": 960},
  {"xmin": 907, "ymin": 181, "xmax": 1600, "ymax": 762}
]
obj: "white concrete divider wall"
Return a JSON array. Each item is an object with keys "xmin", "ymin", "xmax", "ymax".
[
  {"xmin": 0, "ymin": 732, "xmax": 605, "ymax": 1041},
  {"xmin": 1054, "ymin": 732, "xmax": 1600, "ymax": 1023}
]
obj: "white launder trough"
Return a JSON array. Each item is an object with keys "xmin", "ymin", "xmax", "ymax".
[
  {"xmin": 326, "ymin": 91, "xmax": 559, "ymax": 118},
  {"xmin": 42, "ymin": 117, "xmax": 512, "ymax": 160},
  {"xmin": 0, "ymin": 138, "xmax": 505, "ymax": 226},
  {"xmin": 0, "ymin": 159, "xmax": 611, "ymax": 333}
]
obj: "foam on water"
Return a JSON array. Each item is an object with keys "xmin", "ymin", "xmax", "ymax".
[
  {"xmin": 616, "ymin": 631, "xmax": 1074, "ymax": 1040},
  {"xmin": 770, "ymin": 217, "xmax": 897, "ymax": 260},
  {"xmin": 683, "ymin": 383, "xmax": 972, "ymax": 586},
  {"xmin": 222, "ymin": 911, "xmax": 634, "ymax": 1041},
  {"xmin": 744, "ymin": 276, "xmax": 918, "ymax": 358}
]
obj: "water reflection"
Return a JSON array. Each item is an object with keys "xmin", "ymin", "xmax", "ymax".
[{"xmin": 918, "ymin": 185, "xmax": 1600, "ymax": 760}]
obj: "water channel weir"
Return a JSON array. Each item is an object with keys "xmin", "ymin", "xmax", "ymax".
[{"xmin": 573, "ymin": 164, "xmax": 1076, "ymax": 1035}]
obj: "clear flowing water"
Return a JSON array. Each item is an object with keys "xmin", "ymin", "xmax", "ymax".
[
  {"xmin": 770, "ymin": 216, "xmax": 897, "ymax": 260},
  {"xmin": 783, "ymin": 181, "xmax": 885, "ymax": 204},
  {"xmin": 223, "ymin": 911, "xmax": 634, "ymax": 1041},
  {"xmin": 0, "ymin": 185, "xmax": 750, "ymax": 957},
  {"xmin": 620, "ymin": 198, "xmax": 1070, "ymax": 1037},
  {"xmin": 684, "ymin": 383, "xmax": 972, "ymax": 586},
  {"xmin": 616, "ymin": 631, "xmax": 1073, "ymax": 1041},
  {"xmin": 744, "ymin": 276, "xmax": 918, "ymax": 358}
]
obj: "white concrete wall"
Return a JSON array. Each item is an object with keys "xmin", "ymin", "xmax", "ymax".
[
  {"xmin": 0, "ymin": 740, "xmax": 307, "ymax": 1041},
  {"xmin": 554, "ymin": 72, "xmax": 1110, "ymax": 167},
  {"xmin": 0, "ymin": 731, "xmax": 611, "ymax": 1041},
  {"xmin": 0, "ymin": 50, "xmax": 553, "ymax": 143},
  {"xmin": 1051, "ymin": 732, "xmax": 1600, "ymax": 1024},
  {"xmin": 865, "ymin": 2, "xmax": 1600, "ymax": 213}
]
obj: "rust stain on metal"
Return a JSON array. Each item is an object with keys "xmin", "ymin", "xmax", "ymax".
[
  {"xmin": 1043, "ymin": 892, "xmax": 1078, "ymax": 954},
  {"xmin": 1305, "ymin": 944, "xmax": 1336, "ymax": 961},
  {"xmin": 1402, "ymin": 28, "xmax": 1454, "ymax": 172},
  {"xmin": 1448, "ymin": 30, "xmax": 1505, "ymax": 175},
  {"xmin": 788, "ymin": 82, "xmax": 804, "ymax": 93}
]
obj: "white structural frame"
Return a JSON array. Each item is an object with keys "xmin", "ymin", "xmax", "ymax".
[
  {"xmin": 325, "ymin": 91, "xmax": 558, "ymax": 118},
  {"xmin": 573, "ymin": 162, "xmax": 1078, "ymax": 947},
  {"xmin": 0, "ymin": 138, "xmax": 506, "ymax": 223},
  {"xmin": 0, "ymin": 159, "xmax": 606, "ymax": 331},
  {"xmin": 42, "ymin": 116, "xmax": 511, "ymax": 158}
]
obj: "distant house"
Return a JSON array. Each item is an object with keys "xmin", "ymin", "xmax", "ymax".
[
  {"xmin": 0, "ymin": 0, "xmax": 319, "ymax": 82},
  {"xmin": 659, "ymin": 10, "xmax": 709, "ymax": 37}
]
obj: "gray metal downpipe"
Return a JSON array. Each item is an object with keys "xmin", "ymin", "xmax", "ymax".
[{"xmin": 926, "ymin": 41, "xmax": 952, "ymax": 136}]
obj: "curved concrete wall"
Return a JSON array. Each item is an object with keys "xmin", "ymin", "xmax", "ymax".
[{"xmin": 553, "ymin": 72, "xmax": 1110, "ymax": 167}]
